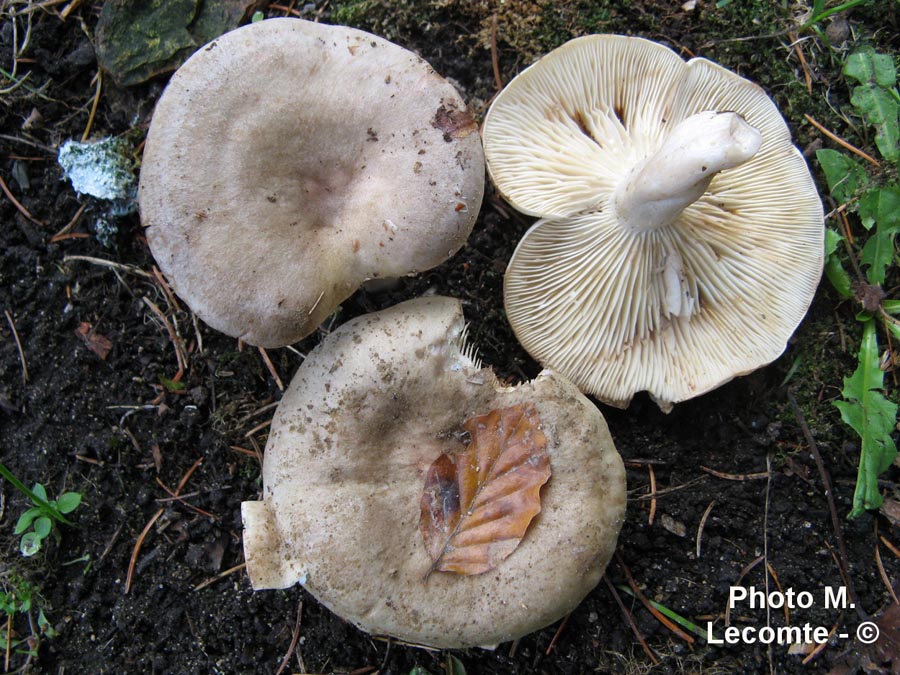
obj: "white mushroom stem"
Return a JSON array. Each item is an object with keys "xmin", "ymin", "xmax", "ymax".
[{"xmin": 614, "ymin": 111, "xmax": 762, "ymax": 234}]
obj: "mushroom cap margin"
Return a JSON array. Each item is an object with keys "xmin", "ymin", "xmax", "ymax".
[
  {"xmin": 484, "ymin": 34, "xmax": 824, "ymax": 409},
  {"xmin": 139, "ymin": 18, "xmax": 485, "ymax": 347},
  {"xmin": 241, "ymin": 296, "xmax": 626, "ymax": 648}
]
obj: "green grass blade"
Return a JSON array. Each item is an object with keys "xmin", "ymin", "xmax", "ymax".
[{"xmin": 616, "ymin": 585, "xmax": 709, "ymax": 640}]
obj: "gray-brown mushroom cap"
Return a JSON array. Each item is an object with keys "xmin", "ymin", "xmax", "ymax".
[
  {"xmin": 483, "ymin": 35, "xmax": 824, "ymax": 411},
  {"xmin": 241, "ymin": 296, "xmax": 626, "ymax": 649},
  {"xmin": 138, "ymin": 18, "xmax": 484, "ymax": 347}
]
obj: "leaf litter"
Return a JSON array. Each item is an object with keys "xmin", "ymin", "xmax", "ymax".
[{"xmin": 419, "ymin": 403, "xmax": 551, "ymax": 578}]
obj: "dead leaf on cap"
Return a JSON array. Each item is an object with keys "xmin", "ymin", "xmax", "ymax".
[
  {"xmin": 420, "ymin": 403, "xmax": 551, "ymax": 579},
  {"xmin": 432, "ymin": 102, "xmax": 478, "ymax": 141},
  {"xmin": 75, "ymin": 322, "xmax": 113, "ymax": 360}
]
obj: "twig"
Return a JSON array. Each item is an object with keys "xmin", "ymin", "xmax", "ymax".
[
  {"xmin": 880, "ymin": 534, "xmax": 900, "ymax": 560},
  {"xmin": 634, "ymin": 476, "xmax": 707, "ymax": 501},
  {"xmin": 801, "ymin": 622, "xmax": 839, "ymax": 665},
  {"xmin": 4, "ymin": 309, "xmax": 28, "ymax": 383},
  {"xmin": 63, "ymin": 255, "xmax": 155, "ymax": 278},
  {"xmin": 0, "ymin": 172, "xmax": 45, "ymax": 226},
  {"xmin": 307, "ymin": 290, "xmax": 325, "ymax": 317},
  {"xmin": 788, "ymin": 32, "xmax": 813, "ymax": 95},
  {"xmin": 143, "ymin": 297, "xmax": 187, "ymax": 380},
  {"xmin": 13, "ymin": 0, "xmax": 70, "ymax": 14},
  {"xmin": 838, "ymin": 210, "xmax": 864, "ymax": 280},
  {"xmin": 275, "ymin": 601, "xmax": 304, "ymax": 675},
  {"xmin": 603, "ymin": 575, "xmax": 659, "ymax": 665},
  {"xmin": 81, "ymin": 70, "xmax": 101, "ymax": 141},
  {"xmin": 825, "ymin": 540, "xmax": 856, "ymax": 609},
  {"xmin": 616, "ymin": 552, "xmax": 694, "ymax": 644},
  {"xmin": 623, "ymin": 458, "xmax": 668, "ymax": 467},
  {"xmin": 490, "ymin": 14, "xmax": 503, "ymax": 93},
  {"xmin": 726, "ymin": 555, "xmax": 765, "ymax": 626},
  {"xmin": 125, "ymin": 458, "xmax": 203, "ymax": 593},
  {"xmin": 545, "ymin": 613, "xmax": 570, "ymax": 655},
  {"xmin": 191, "ymin": 311, "xmax": 204, "ymax": 355},
  {"xmin": 231, "ymin": 443, "xmax": 263, "ymax": 468},
  {"xmin": 268, "ymin": 2, "xmax": 301, "ymax": 15},
  {"xmin": 700, "ymin": 466, "xmax": 769, "ymax": 481},
  {"xmin": 696, "ymin": 500, "xmax": 715, "ymax": 560},
  {"xmin": 59, "ymin": 0, "xmax": 84, "ymax": 20},
  {"xmin": 874, "ymin": 522, "xmax": 899, "ymax": 604},
  {"xmin": 49, "ymin": 202, "xmax": 88, "ymax": 242},
  {"xmin": 258, "ymin": 347, "xmax": 284, "ymax": 391},
  {"xmin": 766, "ymin": 561, "xmax": 790, "ymax": 627},
  {"xmin": 154, "ymin": 477, "xmax": 217, "ymax": 520},
  {"xmin": 175, "ymin": 457, "xmax": 204, "ymax": 494},
  {"xmin": 151, "ymin": 266, "xmax": 181, "ymax": 313},
  {"xmin": 244, "ymin": 419, "xmax": 272, "ymax": 438},
  {"xmin": 124, "ymin": 507, "xmax": 164, "ymax": 594},
  {"xmin": 647, "ymin": 464, "xmax": 657, "ymax": 525},
  {"xmin": 787, "ymin": 390, "xmax": 861, "ymax": 617},
  {"xmin": 804, "ymin": 114, "xmax": 880, "ymax": 167},
  {"xmin": 236, "ymin": 401, "xmax": 279, "ymax": 425},
  {"xmin": 193, "ymin": 562, "xmax": 247, "ymax": 592}
]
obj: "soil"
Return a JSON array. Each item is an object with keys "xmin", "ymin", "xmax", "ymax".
[{"xmin": 0, "ymin": 1, "xmax": 898, "ymax": 675}]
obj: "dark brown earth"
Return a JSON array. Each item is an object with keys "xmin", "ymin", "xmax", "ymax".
[{"xmin": 1, "ymin": 1, "xmax": 898, "ymax": 674}]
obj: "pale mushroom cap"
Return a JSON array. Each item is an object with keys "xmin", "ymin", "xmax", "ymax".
[
  {"xmin": 241, "ymin": 297, "xmax": 626, "ymax": 649},
  {"xmin": 483, "ymin": 35, "xmax": 824, "ymax": 411},
  {"xmin": 139, "ymin": 18, "xmax": 484, "ymax": 347}
]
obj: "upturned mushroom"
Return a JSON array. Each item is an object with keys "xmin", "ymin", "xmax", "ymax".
[
  {"xmin": 138, "ymin": 18, "xmax": 484, "ymax": 347},
  {"xmin": 241, "ymin": 296, "xmax": 626, "ymax": 649},
  {"xmin": 482, "ymin": 35, "xmax": 824, "ymax": 411}
]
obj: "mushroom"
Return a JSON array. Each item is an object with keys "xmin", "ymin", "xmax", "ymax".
[
  {"xmin": 482, "ymin": 35, "xmax": 824, "ymax": 411},
  {"xmin": 241, "ymin": 296, "xmax": 626, "ymax": 649},
  {"xmin": 138, "ymin": 18, "xmax": 484, "ymax": 347}
]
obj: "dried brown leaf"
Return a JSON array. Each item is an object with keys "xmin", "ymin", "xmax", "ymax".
[
  {"xmin": 828, "ymin": 601, "xmax": 900, "ymax": 675},
  {"xmin": 75, "ymin": 322, "xmax": 112, "ymax": 360},
  {"xmin": 420, "ymin": 403, "xmax": 551, "ymax": 578},
  {"xmin": 880, "ymin": 498, "xmax": 900, "ymax": 528}
]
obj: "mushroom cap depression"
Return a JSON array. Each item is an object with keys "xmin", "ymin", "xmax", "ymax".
[
  {"xmin": 483, "ymin": 35, "xmax": 823, "ymax": 411},
  {"xmin": 138, "ymin": 18, "xmax": 484, "ymax": 347},
  {"xmin": 241, "ymin": 297, "xmax": 626, "ymax": 649}
]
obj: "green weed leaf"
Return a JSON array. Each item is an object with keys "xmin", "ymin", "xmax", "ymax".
[
  {"xmin": 33, "ymin": 516, "xmax": 52, "ymax": 539},
  {"xmin": 858, "ymin": 186, "xmax": 900, "ymax": 284},
  {"xmin": 31, "ymin": 483, "xmax": 47, "ymax": 502},
  {"xmin": 816, "ymin": 149, "xmax": 868, "ymax": 203},
  {"xmin": 14, "ymin": 507, "xmax": 41, "ymax": 535},
  {"xmin": 160, "ymin": 376, "xmax": 186, "ymax": 392},
  {"xmin": 886, "ymin": 320, "xmax": 900, "ymax": 342},
  {"xmin": 446, "ymin": 654, "xmax": 466, "ymax": 675},
  {"xmin": 56, "ymin": 492, "xmax": 82, "ymax": 514},
  {"xmin": 861, "ymin": 186, "xmax": 900, "ymax": 231},
  {"xmin": 851, "ymin": 88, "xmax": 900, "ymax": 162},
  {"xmin": 844, "ymin": 47, "xmax": 900, "ymax": 162},
  {"xmin": 38, "ymin": 610, "xmax": 58, "ymax": 638},
  {"xmin": 833, "ymin": 320, "xmax": 899, "ymax": 517},
  {"xmin": 860, "ymin": 228, "xmax": 895, "ymax": 284},
  {"xmin": 20, "ymin": 531, "xmax": 41, "ymax": 557},
  {"xmin": 844, "ymin": 47, "xmax": 897, "ymax": 89},
  {"xmin": 824, "ymin": 229, "xmax": 853, "ymax": 297}
]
